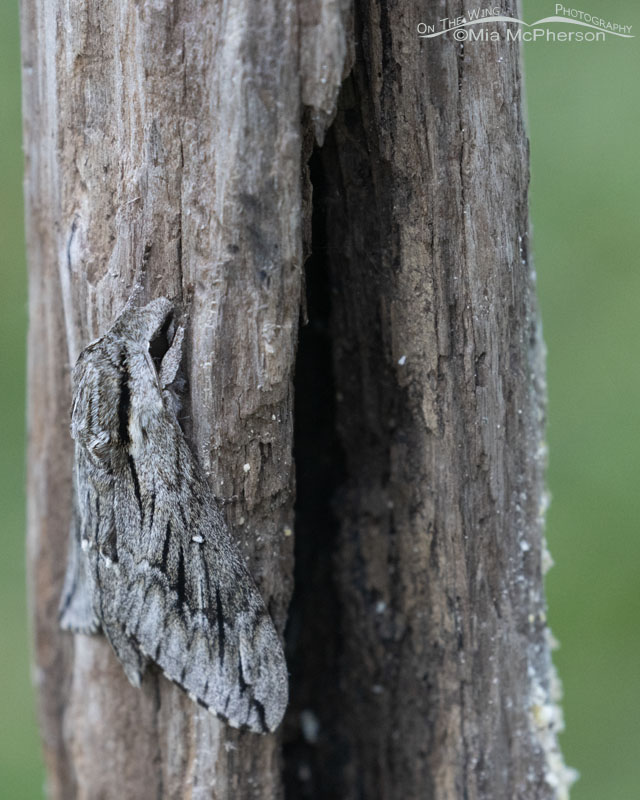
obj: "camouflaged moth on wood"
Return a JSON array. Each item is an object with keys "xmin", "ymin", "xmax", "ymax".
[{"xmin": 59, "ymin": 297, "xmax": 288, "ymax": 733}]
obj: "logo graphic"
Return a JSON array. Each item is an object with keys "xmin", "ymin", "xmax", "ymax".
[{"xmin": 417, "ymin": 5, "xmax": 634, "ymax": 43}]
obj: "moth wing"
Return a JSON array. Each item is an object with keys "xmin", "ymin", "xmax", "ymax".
[
  {"xmin": 112, "ymin": 489, "xmax": 288, "ymax": 733},
  {"xmin": 95, "ymin": 577, "xmax": 149, "ymax": 688},
  {"xmin": 59, "ymin": 498, "xmax": 101, "ymax": 634},
  {"xmin": 59, "ymin": 447, "xmax": 102, "ymax": 634}
]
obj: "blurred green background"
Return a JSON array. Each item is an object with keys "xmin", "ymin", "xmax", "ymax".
[
  {"xmin": 0, "ymin": 1, "xmax": 41, "ymax": 798},
  {"xmin": 0, "ymin": 1, "xmax": 637, "ymax": 797},
  {"xmin": 523, "ymin": 1, "xmax": 640, "ymax": 797}
]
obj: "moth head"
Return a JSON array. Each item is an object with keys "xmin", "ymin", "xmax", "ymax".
[
  {"xmin": 70, "ymin": 298, "xmax": 182, "ymax": 462},
  {"xmin": 111, "ymin": 297, "xmax": 175, "ymax": 349}
]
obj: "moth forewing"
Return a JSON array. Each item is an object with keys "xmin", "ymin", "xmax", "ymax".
[{"xmin": 58, "ymin": 297, "xmax": 288, "ymax": 733}]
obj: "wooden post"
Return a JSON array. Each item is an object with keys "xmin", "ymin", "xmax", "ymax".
[
  {"xmin": 22, "ymin": 0, "xmax": 572, "ymax": 797},
  {"xmin": 22, "ymin": 1, "xmax": 348, "ymax": 797}
]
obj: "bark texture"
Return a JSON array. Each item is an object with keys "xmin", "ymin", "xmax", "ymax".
[
  {"xmin": 22, "ymin": 0, "xmax": 571, "ymax": 798},
  {"xmin": 286, "ymin": 2, "xmax": 572, "ymax": 799},
  {"xmin": 22, "ymin": 1, "xmax": 348, "ymax": 798}
]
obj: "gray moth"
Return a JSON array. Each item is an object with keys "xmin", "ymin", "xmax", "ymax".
[{"xmin": 59, "ymin": 297, "xmax": 288, "ymax": 733}]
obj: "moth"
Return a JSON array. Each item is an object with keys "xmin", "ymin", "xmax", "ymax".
[{"xmin": 59, "ymin": 297, "xmax": 288, "ymax": 733}]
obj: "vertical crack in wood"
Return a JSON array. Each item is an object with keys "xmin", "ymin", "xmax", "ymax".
[
  {"xmin": 284, "ymin": 146, "xmax": 348, "ymax": 799},
  {"xmin": 281, "ymin": 0, "xmax": 570, "ymax": 792}
]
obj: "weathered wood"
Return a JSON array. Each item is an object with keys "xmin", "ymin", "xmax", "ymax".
[
  {"xmin": 285, "ymin": 2, "xmax": 574, "ymax": 798},
  {"xmin": 22, "ymin": 1, "xmax": 348, "ymax": 797},
  {"xmin": 23, "ymin": 0, "xmax": 572, "ymax": 797}
]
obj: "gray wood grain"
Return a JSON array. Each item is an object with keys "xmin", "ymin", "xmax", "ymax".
[
  {"xmin": 286, "ymin": 2, "xmax": 573, "ymax": 798},
  {"xmin": 22, "ymin": 0, "xmax": 572, "ymax": 797},
  {"xmin": 22, "ymin": 1, "xmax": 349, "ymax": 797}
]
